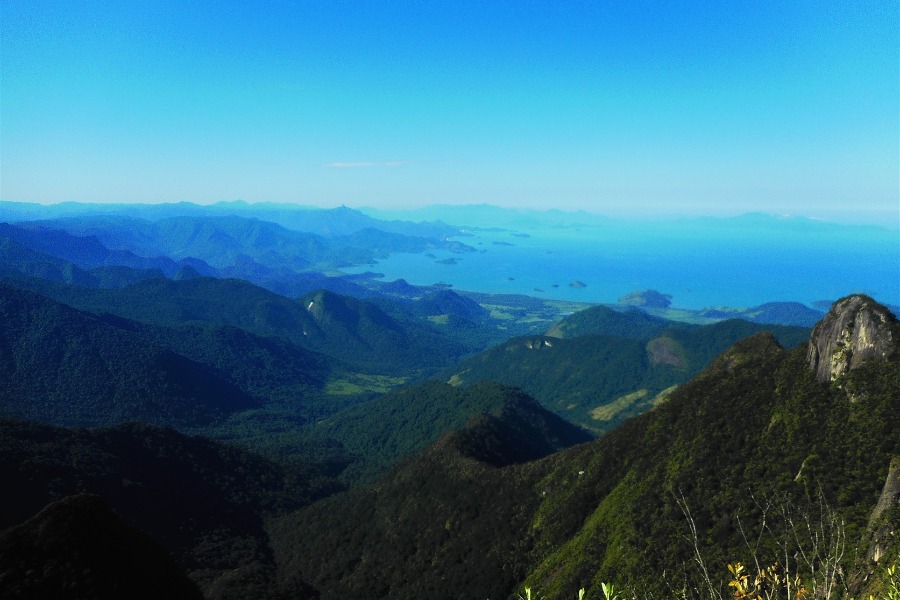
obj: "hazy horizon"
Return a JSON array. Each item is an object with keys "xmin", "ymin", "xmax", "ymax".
[
  {"xmin": 2, "ymin": 2, "xmax": 897, "ymax": 226},
  {"xmin": 2, "ymin": 197, "xmax": 898, "ymax": 229}
]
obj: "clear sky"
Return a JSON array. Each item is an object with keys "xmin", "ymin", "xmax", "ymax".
[{"xmin": 1, "ymin": 1, "xmax": 898, "ymax": 224}]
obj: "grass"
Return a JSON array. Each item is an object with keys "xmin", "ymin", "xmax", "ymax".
[
  {"xmin": 325, "ymin": 372, "xmax": 408, "ymax": 396},
  {"xmin": 590, "ymin": 390, "xmax": 649, "ymax": 422},
  {"xmin": 589, "ymin": 386, "xmax": 676, "ymax": 423}
]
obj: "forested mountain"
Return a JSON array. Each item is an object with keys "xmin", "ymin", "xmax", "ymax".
[
  {"xmin": 271, "ymin": 295, "xmax": 900, "ymax": 599},
  {"xmin": 0, "ymin": 285, "xmax": 257, "ymax": 427},
  {"xmin": 116, "ymin": 320, "xmax": 329, "ymax": 406},
  {"xmin": 544, "ymin": 304, "xmax": 672, "ymax": 339},
  {"xmin": 0, "ymin": 221, "xmax": 203, "ymax": 276},
  {"xmin": 0, "ymin": 384, "xmax": 588, "ymax": 598},
  {"xmin": 446, "ymin": 315, "xmax": 809, "ymax": 433},
  {"xmin": 0, "ymin": 494, "xmax": 205, "ymax": 600},
  {"xmin": 309, "ymin": 380, "xmax": 592, "ymax": 484},
  {"xmin": 0, "ymin": 420, "xmax": 324, "ymax": 599},
  {"xmin": 1, "ymin": 276, "xmax": 471, "ymax": 375},
  {"xmin": 697, "ymin": 301, "xmax": 826, "ymax": 327},
  {"xmin": 1, "ymin": 199, "xmax": 896, "ymax": 600},
  {"xmin": 0, "ymin": 234, "xmax": 103, "ymax": 285}
]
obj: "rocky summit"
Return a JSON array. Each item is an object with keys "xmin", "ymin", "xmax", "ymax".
[{"xmin": 807, "ymin": 294, "xmax": 899, "ymax": 383}]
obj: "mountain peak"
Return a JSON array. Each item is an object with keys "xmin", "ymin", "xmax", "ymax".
[{"xmin": 806, "ymin": 294, "xmax": 899, "ymax": 383}]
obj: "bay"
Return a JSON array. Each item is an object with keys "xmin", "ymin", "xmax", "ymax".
[{"xmin": 345, "ymin": 220, "xmax": 900, "ymax": 310}]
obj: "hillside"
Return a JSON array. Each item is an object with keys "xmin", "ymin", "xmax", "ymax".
[
  {"xmin": 0, "ymin": 420, "xmax": 322, "ymax": 599},
  {"xmin": 105, "ymin": 319, "xmax": 333, "ymax": 420},
  {"xmin": 0, "ymin": 221, "xmax": 195, "ymax": 276},
  {"xmin": 0, "ymin": 494, "xmax": 205, "ymax": 600},
  {"xmin": 544, "ymin": 304, "xmax": 672, "ymax": 339},
  {"xmin": 271, "ymin": 295, "xmax": 900, "ymax": 599},
  {"xmin": 521, "ymin": 300, "xmax": 900, "ymax": 597},
  {"xmin": 1, "ymin": 291, "xmax": 896, "ymax": 599},
  {"xmin": 446, "ymin": 318, "xmax": 809, "ymax": 433},
  {"xmin": 0, "ymin": 284, "xmax": 256, "ymax": 427},
  {"xmin": 3, "ymin": 276, "xmax": 470, "ymax": 375},
  {"xmin": 310, "ymin": 380, "xmax": 591, "ymax": 484},
  {"xmin": 271, "ymin": 394, "xmax": 580, "ymax": 600}
]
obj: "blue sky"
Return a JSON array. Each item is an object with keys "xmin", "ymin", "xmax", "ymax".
[{"xmin": 1, "ymin": 0, "xmax": 897, "ymax": 223}]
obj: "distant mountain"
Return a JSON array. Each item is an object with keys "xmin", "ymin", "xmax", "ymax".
[
  {"xmin": 0, "ymin": 235, "xmax": 99, "ymax": 285},
  {"xmin": 699, "ymin": 301, "xmax": 825, "ymax": 327},
  {"xmin": 446, "ymin": 317, "xmax": 809, "ymax": 433},
  {"xmin": 6, "ymin": 213, "xmax": 474, "ymax": 296},
  {"xmin": 416, "ymin": 288, "xmax": 491, "ymax": 320},
  {"xmin": 618, "ymin": 288, "xmax": 672, "ymax": 309},
  {"xmin": 8, "ymin": 211, "xmax": 471, "ymax": 271},
  {"xmin": 0, "ymin": 200, "xmax": 462, "ymax": 239},
  {"xmin": 0, "ymin": 221, "xmax": 202, "ymax": 276},
  {"xmin": 1, "ymin": 233, "xmax": 174, "ymax": 289},
  {"xmin": 226, "ymin": 203, "xmax": 461, "ymax": 239},
  {"xmin": 3, "ymin": 276, "xmax": 470, "ymax": 375},
  {"xmin": 0, "ymin": 285, "xmax": 256, "ymax": 427},
  {"xmin": 544, "ymin": 304, "xmax": 671, "ymax": 339},
  {"xmin": 272, "ymin": 295, "xmax": 900, "ymax": 599}
]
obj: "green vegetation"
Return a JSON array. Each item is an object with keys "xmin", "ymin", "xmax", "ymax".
[
  {"xmin": 0, "ymin": 494, "xmax": 205, "ymax": 599},
  {"xmin": 0, "ymin": 284, "xmax": 258, "ymax": 427},
  {"xmin": 0, "ymin": 206, "xmax": 896, "ymax": 600},
  {"xmin": 618, "ymin": 289, "xmax": 672, "ymax": 309},
  {"xmin": 324, "ymin": 372, "xmax": 408, "ymax": 396},
  {"xmin": 444, "ymin": 318, "xmax": 809, "ymax": 433},
  {"xmin": 0, "ymin": 419, "xmax": 325, "ymax": 597},
  {"xmin": 310, "ymin": 380, "xmax": 591, "ymax": 485},
  {"xmin": 545, "ymin": 304, "xmax": 671, "ymax": 339},
  {"xmin": 4, "ymin": 276, "xmax": 472, "ymax": 375},
  {"xmin": 269, "ymin": 330, "xmax": 900, "ymax": 599}
]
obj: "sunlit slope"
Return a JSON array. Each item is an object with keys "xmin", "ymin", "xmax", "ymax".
[
  {"xmin": 273, "ymin": 297, "xmax": 899, "ymax": 599},
  {"xmin": 446, "ymin": 315, "xmax": 808, "ymax": 433}
]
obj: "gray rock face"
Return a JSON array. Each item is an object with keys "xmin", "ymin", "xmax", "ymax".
[
  {"xmin": 807, "ymin": 295, "xmax": 899, "ymax": 383},
  {"xmin": 866, "ymin": 458, "xmax": 900, "ymax": 565}
]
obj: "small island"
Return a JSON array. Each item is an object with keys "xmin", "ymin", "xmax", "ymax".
[
  {"xmin": 436, "ymin": 257, "xmax": 459, "ymax": 265},
  {"xmin": 569, "ymin": 280, "xmax": 587, "ymax": 288},
  {"xmin": 618, "ymin": 289, "xmax": 672, "ymax": 308}
]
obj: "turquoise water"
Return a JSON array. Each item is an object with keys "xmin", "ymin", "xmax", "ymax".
[{"xmin": 346, "ymin": 223, "xmax": 900, "ymax": 310}]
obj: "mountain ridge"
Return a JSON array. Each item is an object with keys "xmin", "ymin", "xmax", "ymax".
[{"xmin": 272, "ymin": 295, "xmax": 900, "ymax": 599}]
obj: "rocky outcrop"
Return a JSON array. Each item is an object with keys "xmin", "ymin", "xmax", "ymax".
[
  {"xmin": 524, "ymin": 337, "xmax": 553, "ymax": 350},
  {"xmin": 806, "ymin": 295, "xmax": 899, "ymax": 383},
  {"xmin": 868, "ymin": 458, "xmax": 900, "ymax": 537}
]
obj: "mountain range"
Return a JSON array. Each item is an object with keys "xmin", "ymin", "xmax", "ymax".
[{"xmin": 0, "ymin": 200, "xmax": 897, "ymax": 599}]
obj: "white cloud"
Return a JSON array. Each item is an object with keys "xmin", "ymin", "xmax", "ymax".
[{"xmin": 325, "ymin": 161, "xmax": 406, "ymax": 168}]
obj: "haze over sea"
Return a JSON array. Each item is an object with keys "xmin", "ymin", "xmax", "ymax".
[{"xmin": 348, "ymin": 213, "xmax": 899, "ymax": 310}]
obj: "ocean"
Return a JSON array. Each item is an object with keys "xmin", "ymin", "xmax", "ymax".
[{"xmin": 345, "ymin": 221, "xmax": 900, "ymax": 310}]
